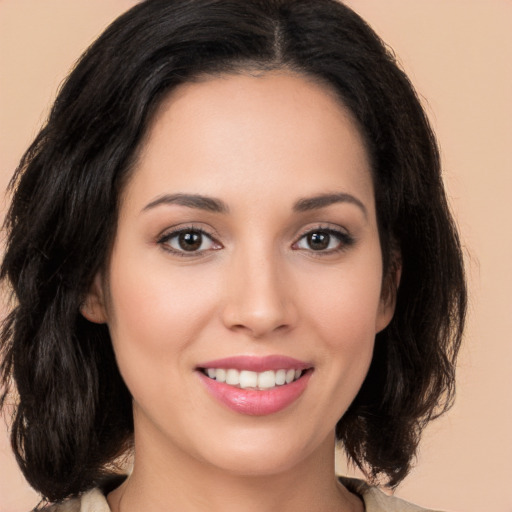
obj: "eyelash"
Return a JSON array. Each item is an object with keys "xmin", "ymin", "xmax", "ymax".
[
  {"xmin": 293, "ymin": 226, "xmax": 355, "ymax": 255},
  {"xmin": 157, "ymin": 226, "xmax": 221, "ymax": 257},
  {"xmin": 156, "ymin": 225, "xmax": 355, "ymax": 257}
]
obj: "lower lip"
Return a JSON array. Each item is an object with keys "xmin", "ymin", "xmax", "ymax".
[{"xmin": 198, "ymin": 371, "xmax": 312, "ymax": 416}]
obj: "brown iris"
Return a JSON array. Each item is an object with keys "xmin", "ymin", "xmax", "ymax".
[
  {"xmin": 307, "ymin": 232, "xmax": 331, "ymax": 251},
  {"xmin": 178, "ymin": 231, "xmax": 203, "ymax": 251}
]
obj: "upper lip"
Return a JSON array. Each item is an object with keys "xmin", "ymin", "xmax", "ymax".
[{"xmin": 196, "ymin": 355, "xmax": 312, "ymax": 373}]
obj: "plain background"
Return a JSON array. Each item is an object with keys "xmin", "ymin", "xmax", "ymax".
[{"xmin": 0, "ymin": 1, "xmax": 511, "ymax": 511}]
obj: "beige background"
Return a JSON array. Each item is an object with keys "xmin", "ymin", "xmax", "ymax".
[{"xmin": 0, "ymin": 1, "xmax": 511, "ymax": 511}]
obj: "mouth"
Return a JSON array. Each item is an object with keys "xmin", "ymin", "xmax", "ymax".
[
  {"xmin": 196, "ymin": 355, "xmax": 313, "ymax": 415},
  {"xmin": 199, "ymin": 367, "xmax": 307, "ymax": 390}
]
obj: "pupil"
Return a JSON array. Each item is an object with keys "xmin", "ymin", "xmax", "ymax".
[
  {"xmin": 179, "ymin": 231, "xmax": 202, "ymax": 251},
  {"xmin": 308, "ymin": 232, "xmax": 329, "ymax": 250}
]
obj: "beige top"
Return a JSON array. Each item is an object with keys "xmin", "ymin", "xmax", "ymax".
[{"xmin": 44, "ymin": 477, "xmax": 442, "ymax": 512}]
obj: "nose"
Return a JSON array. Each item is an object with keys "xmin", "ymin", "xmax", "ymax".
[{"xmin": 220, "ymin": 246, "xmax": 297, "ymax": 339}]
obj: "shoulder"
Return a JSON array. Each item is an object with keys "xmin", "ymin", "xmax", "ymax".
[
  {"xmin": 41, "ymin": 476, "xmax": 442, "ymax": 512},
  {"xmin": 42, "ymin": 488, "xmax": 110, "ymax": 512},
  {"xmin": 339, "ymin": 477, "xmax": 444, "ymax": 512},
  {"xmin": 41, "ymin": 475, "xmax": 125, "ymax": 512}
]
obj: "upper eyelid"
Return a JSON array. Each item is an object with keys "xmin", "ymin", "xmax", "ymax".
[
  {"xmin": 294, "ymin": 224, "xmax": 351, "ymax": 240},
  {"xmin": 157, "ymin": 226, "xmax": 219, "ymax": 247},
  {"xmin": 157, "ymin": 223, "xmax": 219, "ymax": 241}
]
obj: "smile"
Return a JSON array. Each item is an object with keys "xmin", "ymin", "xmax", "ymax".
[
  {"xmin": 201, "ymin": 368, "xmax": 303, "ymax": 390},
  {"xmin": 196, "ymin": 355, "xmax": 313, "ymax": 416}
]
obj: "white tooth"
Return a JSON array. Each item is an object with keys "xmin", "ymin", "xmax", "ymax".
[
  {"xmin": 258, "ymin": 370, "xmax": 276, "ymax": 389},
  {"xmin": 207, "ymin": 368, "xmax": 216, "ymax": 379},
  {"xmin": 216, "ymin": 369, "xmax": 227, "ymax": 383},
  {"xmin": 239, "ymin": 370, "xmax": 258, "ymax": 389},
  {"xmin": 295, "ymin": 369, "xmax": 302, "ymax": 380},
  {"xmin": 285, "ymin": 369, "xmax": 295, "ymax": 384},
  {"xmin": 275, "ymin": 369, "xmax": 286, "ymax": 385},
  {"xmin": 226, "ymin": 369, "xmax": 240, "ymax": 386}
]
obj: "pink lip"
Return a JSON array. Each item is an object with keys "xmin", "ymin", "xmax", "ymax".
[
  {"xmin": 196, "ymin": 355, "xmax": 313, "ymax": 416},
  {"xmin": 198, "ymin": 371, "xmax": 311, "ymax": 416},
  {"xmin": 197, "ymin": 355, "xmax": 311, "ymax": 372}
]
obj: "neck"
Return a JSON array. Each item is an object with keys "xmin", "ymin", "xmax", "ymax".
[{"xmin": 108, "ymin": 424, "xmax": 362, "ymax": 512}]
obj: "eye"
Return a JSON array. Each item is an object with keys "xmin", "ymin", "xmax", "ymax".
[
  {"xmin": 294, "ymin": 228, "xmax": 354, "ymax": 253},
  {"xmin": 158, "ymin": 228, "xmax": 220, "ymax": 255}
]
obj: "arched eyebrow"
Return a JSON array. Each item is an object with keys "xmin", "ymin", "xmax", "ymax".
[
  {"xmin": 142, "ymin": 193, "xmax": 229, "ymax": 214},
  {"xmin": 142, "ymin": 192, "xmax": 367, "ymax": 218},
  {"xmin": 293, "ymin": 193, "xmax": 368, "ymax": 218}
]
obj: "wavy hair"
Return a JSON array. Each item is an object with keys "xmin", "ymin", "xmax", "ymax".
[{"xmin": 1, "ymin": 0, "xmax": 466, "ymax": 503}]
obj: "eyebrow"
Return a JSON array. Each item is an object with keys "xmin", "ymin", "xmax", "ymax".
[
  {"xmin": 142, "ymin": 193, "xmax": 229, "ymax": 214},
  {"xmin": 142, "ymin": 191, "xmax": 367, "ymax": 217},
  {"xmin": 293, "ymin": 192, "xmax": 368, "ymax": 218}
]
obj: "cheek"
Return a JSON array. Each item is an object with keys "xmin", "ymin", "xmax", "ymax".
[
  {"xmin": 312, "ymin": 291, "xmax": 378, "ymax": 380},
  {"xmin": 298, "ymin": 253, "xmax": 383, "ymax": 397},
  {"xmin": 303, "ymin": 257, "xmax": 384, "ymax": 345},
  {"xmin": 104, "ymin": 254, "xmax": 218, "ymax": 388}
]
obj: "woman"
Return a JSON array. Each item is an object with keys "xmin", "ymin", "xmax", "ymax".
[{"xmin": 0, "ymin": 1, "xmax": 466, "ymax": 511}]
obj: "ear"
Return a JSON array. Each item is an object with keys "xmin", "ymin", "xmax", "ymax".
[
  {"xmin": 80, "ymin": 273, "xmax": 108, "ymax": 324},
  {"xmin": 375, "ymin": 256, "xmax": 402, "ymax": 333}
]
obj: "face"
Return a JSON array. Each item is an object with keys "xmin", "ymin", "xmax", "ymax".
[{"xmin": 85, "ymin": 71, "xmax": 395, "ymax": 477}]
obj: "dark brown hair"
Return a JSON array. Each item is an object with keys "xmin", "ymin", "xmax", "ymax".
[{"xmin": 1, "ymin": 0, "xmax": 466, "ymax": 503}]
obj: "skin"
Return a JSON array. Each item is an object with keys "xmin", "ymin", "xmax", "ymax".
[{"xmin": 84, "ymin": 71, "xmax": 397, "ymax": 512}]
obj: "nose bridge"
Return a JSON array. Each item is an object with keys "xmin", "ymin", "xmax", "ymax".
[{"xmin": 221, "ymin": 239, "xmax": 295, "ymax": 337}]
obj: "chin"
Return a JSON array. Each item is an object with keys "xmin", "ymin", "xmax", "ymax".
[{"xmin": 194, "ymin": 426, "xmax": 330, "ymax": 478}]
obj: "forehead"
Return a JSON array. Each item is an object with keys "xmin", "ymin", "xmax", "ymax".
[{"xmin": 124, "ymin": 71, "xmax": 374, "ymax": 216}]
